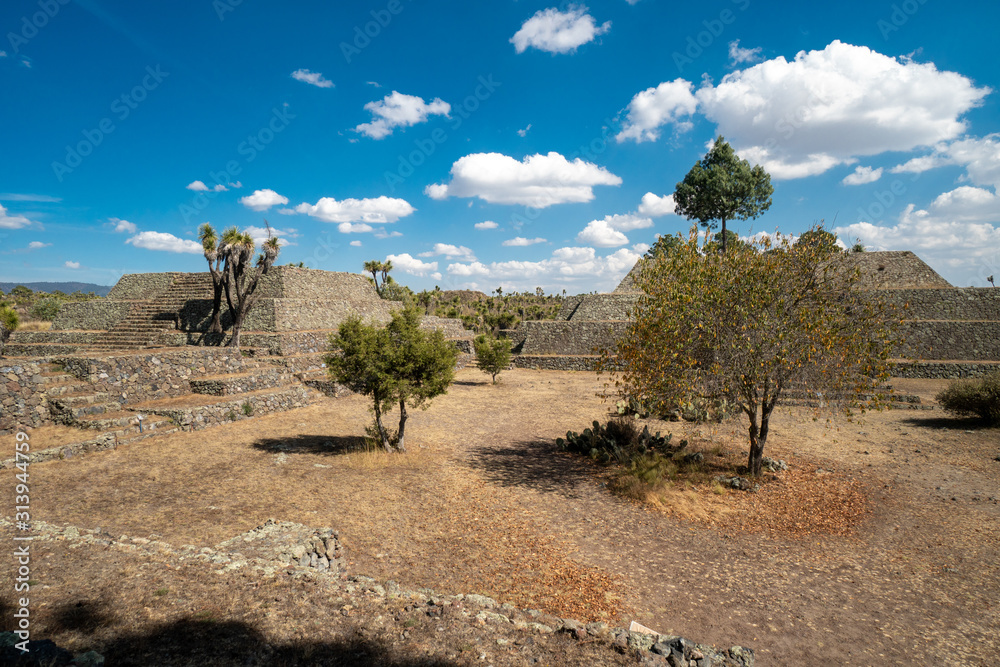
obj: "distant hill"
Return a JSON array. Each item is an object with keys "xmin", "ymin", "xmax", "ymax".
[{"xmin": 0, "ymin": 281, "xmax": 112, "ymax": 297}]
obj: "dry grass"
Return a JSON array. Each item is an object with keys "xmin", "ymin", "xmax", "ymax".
[{"xmin": 16, "ymin": 319, "xmax": 53, "ymax": 331}]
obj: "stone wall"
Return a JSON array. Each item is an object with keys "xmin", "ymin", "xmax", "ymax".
[
  {"xmin": 52, "ymin": 300, "xmax": 133, "ymax": 330},
  {"xmin": 875, "ymin": 288, "xmax": 1000, "ymax": 321},
  {"xmin": 892, "ymin": 361, "xmax": 1000, "ymax": 379},
  {"xmin": 512, "ymin": 355, "xmax": 599, "ymax": 371},
  {"xmin": 58, "ymin": 349, "xmax": 255, "ymax": 406},
  {"xmin": 518, "ymin": 321, "xmax": 628, "ymax": 355},
  {"xmin": 896, "ymin": 321, "xmax": 1000, "ymax": 360},
  {"xmin": 105, "ymin": 272, "xmax": 177, "ymax": 300},
  {"xmin": 556, "ymin": 295, "xmax": 585, "ymax": 319},
  {"xmin": 0, "ymin": 359, "xmax": 51, "ymax": 432},
  {"xmin": 570, "ymin": 294, "xmax": 640, "ymax": 321},
  {"xmin": 143, "ymin": 386, "xmax": 315, "ymax": 430},
  {"xmin": 845, "ymin": 251, "xmax": 953, "ymax": 289}
]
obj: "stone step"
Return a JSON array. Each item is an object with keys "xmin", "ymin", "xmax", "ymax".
[
  {"xmin": 189, "ymin": 369, "xmax": 292, "ymax": 396},
  {"xmin": 133, "ymin": 385, "xmax": 319, "ymax": 431},
  {"xmin": 44, "ymin": 382, "xmax": 94, "ymax": 396},
  {"xmin": 49, "ymin": 391, "xmax": 113, "ymax": 407},
  {"xmin": 74, "ymin": 411, "xmax": 173, "ymax": 431}
]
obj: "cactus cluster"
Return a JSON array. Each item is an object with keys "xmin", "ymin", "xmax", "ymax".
[{"xmin": 556, "ymin": 417, "xmax": 685, "ymax": 465}]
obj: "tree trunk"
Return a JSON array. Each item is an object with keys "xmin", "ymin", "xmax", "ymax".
[
  {"xmin": 373, "ymin": 402, "xmax": 392, "ymax": 452},
  {"xmin": 227, "ymin": 321, "xmax": 242, "ymax": 348},
  {"xmin": 396, "ymin": 399, "xmax": 407, "ymax": 452},
  {"xmin": 721, "ymin": 217, "xmax": 728, "ymax": 254},
  {"xmin": 747, "ymin": 405, "xmax": 772, "ymax": 476},
  {"xmin": 209, "ymin": 279, "xmax": 224, "ymax": 334}
]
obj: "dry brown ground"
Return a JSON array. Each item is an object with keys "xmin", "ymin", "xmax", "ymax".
[{"xmin": 2, "ymin": 368, "xmax": 999, "ymax": 665}]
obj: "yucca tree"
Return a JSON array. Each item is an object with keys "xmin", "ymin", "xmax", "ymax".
[
  {"xmin": 363, "ymin": 259, "xmax": 393, "ymax": 297},
  {"xmin": 198, "ymin": 223, "xmax": 226, "ymax": 335},
  {"xmin": 221, "ymin": 223, "xmax": 280, "ymax": 348}
]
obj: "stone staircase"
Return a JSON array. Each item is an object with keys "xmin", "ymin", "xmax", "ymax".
[{"xmin": 89, "ymin": 273, "xmax": 213, "ymax": 351}]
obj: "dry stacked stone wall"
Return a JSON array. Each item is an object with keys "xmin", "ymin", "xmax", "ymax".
[
  {"xmin": 0, "ymin": 360, "xmax": 51, "ymax": 433},
  {"xmin": 518, "ymin": 321, "xmax": 628, "ymax": 355}
]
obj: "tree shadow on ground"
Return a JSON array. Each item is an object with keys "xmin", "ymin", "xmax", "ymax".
[
  {"xmin": 464, "ymin": 439, "xmax": 600, "ymax": 498},
  {"xmin": 47, "ymin": 599, "xmax": 118, "ymax": 634},
  {"xmin": 70, "ymin": 617, "xmax": 457, "ymax": 666},
  {"xmin": 900, "ymin": 415, "xmax": 996, "ymax": 431},
  {"xmin": 252, "ymin": 434, "xmax": 368, "ymax": 456}
]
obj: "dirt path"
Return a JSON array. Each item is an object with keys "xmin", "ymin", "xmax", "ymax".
[{"xmin": 5, "ymin": 368, "xmax": 999, "ymax": 665}]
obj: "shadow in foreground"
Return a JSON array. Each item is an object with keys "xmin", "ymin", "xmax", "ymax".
[
  {"xmin": 899, "ymin": 415, "xmax": 996, "ymax": 431},
  {"xmin": 252, "ymin": 434, "xmax": 368, "ymax": 456},
  {"xmin": 4, "ymin": 617, "xmax": 459, "ymax": 667},
  {"xmin": 464, "ymin": 438, "xmax": 599, "ymax": 497}
]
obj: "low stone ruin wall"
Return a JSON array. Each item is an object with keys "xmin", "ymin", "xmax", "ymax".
[
  {"xmin": 1, "ymin": 359, "xmax": 52, "ymax": 433},
  {"xmin": 512, "ymin": 355, "xmax": 600, "ymax": 371},
  {"xmin": 518, "ymin": 321, "xmax": 628, "ymax": 356},
  {"xmin": 141, "ymin": 386, "xmax": 315, "ymax": 430},
  {"xmin": 891, "ymin": 361, "xmax": 1000, "ymax": 379},
  {"xmin": 896, "ymin": 321, "xmax": 1000, "ymax": 360},
  {"xmin": 52, "ymin": 300, "xmax": 133, "ymax": 331}
]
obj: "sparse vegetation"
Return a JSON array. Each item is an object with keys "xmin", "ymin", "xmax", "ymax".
[
  {"xmin": 29, "ymin": 296, "xmax": 62, "ymax": 321},
  {"xmin": 936, "ymin": 371, "xmax": 1000, "ymax": 424},
  {"xmin": 241, "ymin": 401, "xmax": 254, "ymax": 417},
  {"xmin": 0, "ymin": 300, "xmax": 20, "ymax": 356}
]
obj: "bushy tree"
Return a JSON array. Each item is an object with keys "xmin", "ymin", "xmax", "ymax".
[
  {"xmin": 325, "ymin": 306, "xmax": 458, "ymax": 452},
  {"xmin": 0, "ymin": 301, "xmax": 19, "ymax": 356},
  {"xmin": 29, "ymin": 297, "xmax": 61, "ymax": 321},
  {"xmin": 599, "ymin": 227, "xmax": 899, "ymax": 476},
  {"xmin": 473, "ymin": 333, "xmax": 512, "ymax": 384},
  {"xmin": 797, "ymin": 227, "xmax": 841, "ymax": 254},
  {"xmin": 936, "ymin": 372, "xmax": 1000, "ymax": 425},
  {"xmin": 673, "ymin": 136, "xmax": 773, "ymax": 253}
]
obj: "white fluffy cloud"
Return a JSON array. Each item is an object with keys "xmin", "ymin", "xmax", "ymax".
[
  {"xmin": 475, "ymin": 220, "xmax": 498, "ymax": 230},
  {"xmin": 616, "ymin": 79, "xmax": 698, "ymax": 143},
  {"xmin": 891, "ymin": 134, "xmax": 1000, "ymax": 189},
  {"xmin": 637, "ymin": 192, "xmax": 676, "ymax": 217},
  {"xmin": 577, "ymin": 219, "xmax": 629, "ymax": 247},
  {"xmin": 244, "ymin": 226, "xmax": 297, "ymax": 246},
  {"xmin": 350, "ymin": 240, "xmax": 362, "ymax": 247},
  {"xmin": 338, "ymin": 223, "xmax": 373, "ymax": 234},
  {"xmin": 502, "ymin": 237, "xmax": 547, "ymax": 246},
  {"xmin": 240, "ymin": 189, "xmax": 289, "ymax": 212},
  {"xmin": 291, "ymin": 69, "xmax": 334, "ymax": 88},
  {"xmin": 110, "ymin": 218, "xmax": 137, "ymax": 233},
  {"xmin": 418, "ymin": 243, "xmax": 476, "ymax": 261},
  {"xmin": 186, "ymin": 180, "xmax": 229, "ymax": 192},
  {"xmin": 125, "ymin": 231, "xmax": 202, "ymax": 254},
  {"xmin": 27, "ymin": 241, "xmax": 50, "ymax": 249},
  {"xmin": 426, "ymin": 152, "xmax": 621, "ymax": 207},
  {"xmin": 446, "ymin": 246, "xmax": 642, "ymax": 293},
  {"xmin": 64, "ymin": 261, "xmax": 80, "ymax": 269},
  {"xmin": 355, "ymin": 91, "xmax": 450, "ymax": 139},
  {"xmin": 842, "ymin": 166, "xmax": 883, "ymax": 186},
  {"xmin": 837, "ymin": 185, "xmax": 1000, "ymax": 286},
  {"xmin": 0, "ymin": 205, "xmax": 34, "ymax": 229},
  {"xmin": 510, "ymin": 6, "xmax": 610, "ymax": 54},
  {"xmin": 388, "ymin": 253, "xmax": 438, "ymax": 277},
  {"xmin": 728, "ymin": 40, "xmax": 762, "ymax": 65},
  {"xmin": 293, "ymin": 196, "xmax": 415, "ymax": 224},
  {"xmin": 617, "ymin": 41, "xmax": 990, "ymax": 180}
]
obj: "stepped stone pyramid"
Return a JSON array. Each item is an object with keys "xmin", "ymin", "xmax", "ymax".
[
  {"xmin": 511, "ymin": 251, "xmax": 1000, "ymax": 378},
  {"xmin": 6, "ymin": 267, "xmax": 398, "ymax": 357}
]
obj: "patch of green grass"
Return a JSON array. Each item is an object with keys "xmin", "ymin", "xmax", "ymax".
[
  {"xmin": 241, "ymin": 401, "xmax": 254, "ymax": 417},
  {"xmin": 154, "ymin": 588, "xmax": 169, "ymax": 596}
]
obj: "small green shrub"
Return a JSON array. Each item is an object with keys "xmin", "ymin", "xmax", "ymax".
[
  {"xmin": 29, "ymin": 297, "xmax": 62, "ymax": 321},
  {"xmin": 473, "ymin": 333, "xmax": 512, "ymax": 384},
  {"xmin": 555, "ymin": 416, "xmax": 684, "ymax": 466},
  {"xmin": 241, "ymin": 401, "xmax": 254, "ymax": 416},
  {"xmin": 936, "ymin": 372, "xmax": 1000, "ymax": 424}
]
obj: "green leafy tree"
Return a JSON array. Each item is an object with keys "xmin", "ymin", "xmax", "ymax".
[
  {"xmin": 797, "ymin": 227, "xmax": 841, "ymax": 255},
  {"xmin": 325, "ymin": 306, "xmax": 458, "ymax": 452},
  {"xmin": 473, "ymin": 333, "xmax": 512, "ymax": 384},
  {"xmin": 29, "ymin": 297, "xmax": 61, "ymax": 321},
  {"xmin": 599, "ymin": 227, "xmax": 899, "ymax": 476},
  {"xmin": 673, "ymin": 136, "xmax": 773, "ymax": 253},
  {"xmin": 9, "ymin": 285, "xmax": 32, "ymax": 305},
  {"xmin": 644, "ymin": 234, "xmax": 683, "ymax": 260},
  {"xmin": 0, "ymin": 301, "xmax": 19, "ymax": 356}
]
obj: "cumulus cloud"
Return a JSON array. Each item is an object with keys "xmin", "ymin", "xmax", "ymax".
[
  {"xmin": 502, "ymin": 237, "xmax": 547, "ymax": 246},
  {"xmin": 27, "ymin": 241, "xmax": 50, "ymax": 249},
  {"xmin": 426, "ymin": 152, "xmax": 621, "ymax": 207},
  {"xmin": 337, "ymin": 222, "xmax": 374, "ymax": 234},
  {"xmin": 728, "ymin": 40, "xmax": 762, "ymax": 65},
  {"xmin": 616, "ymin": 79, "xmax": 698, "ymax": 143},
  {"xmin": 418, "ymin": 243, "xmax": 476, "ymax": 261},
  {"xmin": 446, "ymin": 246, "xmax": 643, "ymax": 293},
  {"xmin": 475, "ymin": 220, "xmax": 498, "ymax": 230},
  {"xmin": 125, "ymin": 231, "xmax": 203, "ymax": 254},
  {"xmin": 110, "ymin": 218, "xmax": 137, "ymax": 233},
  {"xmin": 244, "ymin": 226, "xmax": 297, "ymax": 246},
  {"xmin": 577, "ymin": 219, "xmax": 629, "ymax": 247},
  {"xmin": 240, "ymin": 189, "xmax": 289, "ymax": 211},
  {"xmin": 0, "ymin": 205, "xmax": 34, "ymax": 229},
  {"xmin": 64, "ymin": 261, "xmax": 80, "ymax": 269},
  {"xmin": 511, "ymin": 6, "xmax": 610, "ymax": 54},
  {"xmin": 350, "ymin": 240, "xmax": 362, "ymax": 247},
  {"xmin": 637, "ymin": 192, "xmax": 676, "ymax": 217},
  {"xmin": 291, "ymin": 69, "xmax": 334, "ymax": 88},
  {"xmin": 293, "ymin": 196, "xmax": 415, "ymax": 224},
  {"xmin": 616, "ymin": 41, "xmax": 990, "ymax": 180},
  {"xmin": 387, "ymin": 253, "xmax": 438, "ymax": 277},
  {"xmin": 836, "ymin": 185, "xmax": 1000, "ymax": 286},
  {"xmin": 842, "ymin": 166, "xmax": 884, "ymax": 186},
  {"xmin": 891, "ymin": 134, "xmax": 1000, "ymax": 189},
  {"xmin": 355, "ymin": 91, "xmax": 450, "ymax": 139},
  {"xmin": 186, "ymin": 180, "xmax": 229, "ymax": 192}
]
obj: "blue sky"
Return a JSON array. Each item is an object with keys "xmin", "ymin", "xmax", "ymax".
[{"xmin": 2, "ymin": 0, "xmax": 999, "ymax": 293}]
